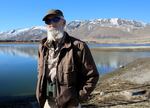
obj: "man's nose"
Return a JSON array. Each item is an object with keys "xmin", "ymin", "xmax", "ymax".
[{"xmin": 47, "ymin": 23, "xmax": 56, "ymax": 28}]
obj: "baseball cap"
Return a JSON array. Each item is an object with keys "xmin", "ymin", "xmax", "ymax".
[{"xmin": 42, "ymin": 9, "xmax": 64, "ymax": 21}]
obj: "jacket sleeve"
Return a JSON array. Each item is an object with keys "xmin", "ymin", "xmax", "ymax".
[
  {"xmin": 36, "ymin": 45, "xmax": 42, "ymax": 102},
  {"xmin": 79, "ymin": 43, "xmax": 99, "ymax": 100},
  {"xmin": 36, "ymin": 44, "xmax": 46, "ymax": 107}
]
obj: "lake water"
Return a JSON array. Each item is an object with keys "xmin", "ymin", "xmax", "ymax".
[{"xmin": 1, "ymin": 43, "xmax": 150, "ymax": 96}]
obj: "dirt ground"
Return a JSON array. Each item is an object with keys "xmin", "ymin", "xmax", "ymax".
[{"xmin": 84, "ymin": 58, "xmax": 150, "ymax": 108}]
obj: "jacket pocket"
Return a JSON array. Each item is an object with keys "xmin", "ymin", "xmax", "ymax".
[{"xmin": 63, "ymin": 64, "xmax": 77, "ymax": 86}]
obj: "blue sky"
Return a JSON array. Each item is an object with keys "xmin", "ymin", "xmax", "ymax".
[{"xmin": 0, "ymin": 0, "xmax": 150, "ymax": 31}]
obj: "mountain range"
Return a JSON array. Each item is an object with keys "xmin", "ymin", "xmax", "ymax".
[{"xmin": 0, "ymin": 18, "xmax": 150, "ymax": 43}]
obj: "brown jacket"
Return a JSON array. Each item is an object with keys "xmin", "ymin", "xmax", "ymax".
[{"xmin": 36, "ymin": 32, "xmax": 99, "ymax": 108}]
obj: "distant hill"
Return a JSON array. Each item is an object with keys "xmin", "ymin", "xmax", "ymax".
[{"xmin": 0, "ymin": 18, "xmax": 150, "ymax": 43}]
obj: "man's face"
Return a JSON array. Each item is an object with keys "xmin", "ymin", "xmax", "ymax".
[{"xmin": 45, "ymin": 16, "xmax": 65, "ymax": 41}]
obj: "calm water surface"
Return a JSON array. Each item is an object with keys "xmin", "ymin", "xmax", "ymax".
[
  {"xmin": 1, "ymin": 43, "xmax": 150, "ymax": 96},
  {"xmin": 0, "ymin": 44, "xmax": 37, "ymax": 96}
]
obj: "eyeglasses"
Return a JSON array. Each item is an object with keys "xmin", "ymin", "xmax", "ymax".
[{"xmin": 45, "ymin": 17, "xmax": 61, "ymax": 25}]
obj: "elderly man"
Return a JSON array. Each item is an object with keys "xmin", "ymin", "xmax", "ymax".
[{"xmin": 36, "ymin": 9, "xmax": 99, "ymax": 108}]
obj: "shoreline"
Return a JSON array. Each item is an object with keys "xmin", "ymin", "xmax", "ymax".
[
  {"xmin": 0, "ymin": 41, "xmax": 39, "ymax": 44},
  {"xmin": 1, "ymin": 41, "xmax": 150, "ymax": 51},
  {"xmin": 91, "ymin": 46, "xmax": 150, "ymax": 51}
]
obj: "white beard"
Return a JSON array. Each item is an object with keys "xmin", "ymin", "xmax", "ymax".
[{"xmin": 47, "ymin": 26, "xmax": 64, "ymax": 42}]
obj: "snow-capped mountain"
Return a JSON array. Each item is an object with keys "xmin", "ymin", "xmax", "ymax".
[
  {"xmin": 0, "ymin": 26, "xmax": 47, "ymax": 40},
  {"xmin": 0, "ymin": 18, "xmax": 150, "ymax": 41},
  {"xmin": 67, "ymin": 18, "xmax": 146, "ymax": 29}
]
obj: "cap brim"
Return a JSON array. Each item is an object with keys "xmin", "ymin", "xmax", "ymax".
[{"xmin": 42, "ymin": 14, "xmax": 58, "ymax": 21}]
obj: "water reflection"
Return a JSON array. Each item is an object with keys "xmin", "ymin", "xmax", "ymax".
[
  {"xmin": 0, "ymin": 44, "xmax": 38, "ymax": 59},
  {"xmin": 1, "ymin": 43, "xmax": 150, "ymax": 96},
  {"xmin": 91, "ymin": 50, "xmax": 150, "ymax": 74}
]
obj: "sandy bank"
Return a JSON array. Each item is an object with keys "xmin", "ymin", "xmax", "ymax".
[{"xmin": 86, "ymin": 58, "xmax": 150, "ymax": 108}]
